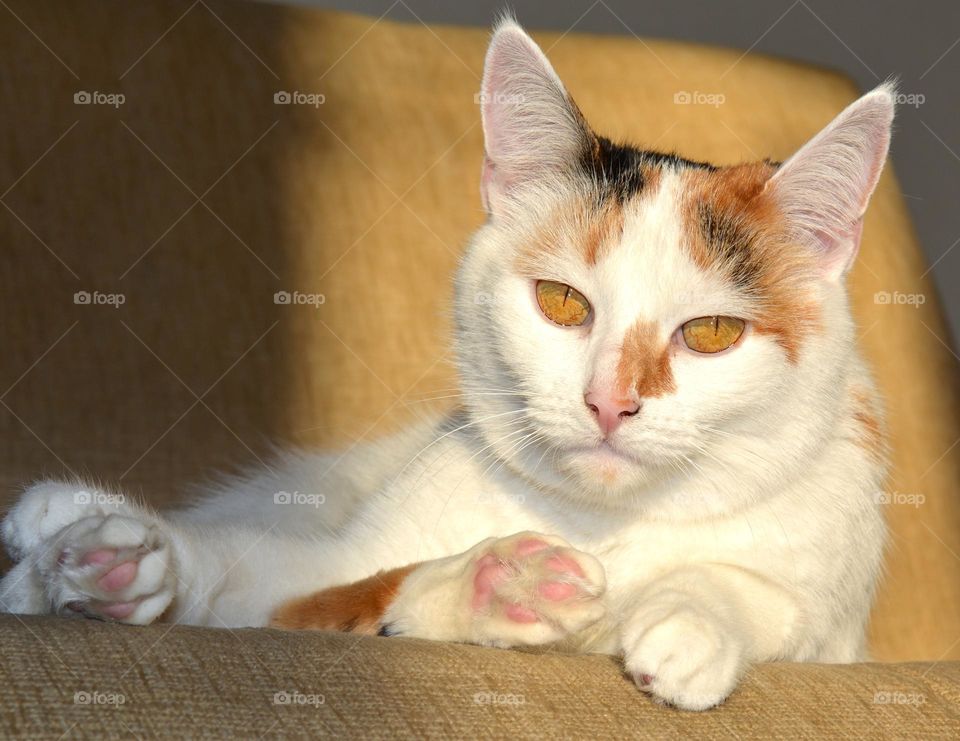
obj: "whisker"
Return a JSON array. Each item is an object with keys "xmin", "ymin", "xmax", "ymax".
[
  {"xmin": 397, "ymin": 415, "xmax": 531, "ymax": 501},
  {"xmin": 387, "ymin": 407, "xmax": 530, "ymax": 496},
  {"xmin": 428, "ymin": 426, "xmax": 536, "ymax": 534}
]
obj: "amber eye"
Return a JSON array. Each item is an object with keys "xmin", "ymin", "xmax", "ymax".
[
  {"xmin": 535, "ymin": 280, "xmax": 591, "ymax": 326},
  {"xmin": 681, "ymin": 316, "xmax": 745, "ymax": 353}
]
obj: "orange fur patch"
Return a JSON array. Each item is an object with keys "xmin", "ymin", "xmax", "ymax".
[
  {"xmin": 615, "ymin": 320, "xmax": 676, "ymax": 398},
  {"xmin": 514, "ymin": 206, "xmax": 566, "ymax": 276},
  {"xmin": 582, "ymin": 201, "xmax": 626, "ymax": 266},
  {"xmin": 270, "ymin": 564, "xmax": 417, "ymax": 633},
  {"xmin": 515, "ymin": 167, "xmax": 664, "ymax": 274},
  {"xmin": 681, "ymin": 162, "xmax": 820, "ymax": 363},
  {"xmin": 639, "ymin": 166, "xmax": 662, "ymax": 200},
  {"xmin": 851, "ymin": 387, "xmax": 886, "ymax": 462},
  {"xmin": 515, "ymin": 197, "xmax": 625, "ymax": 276}
]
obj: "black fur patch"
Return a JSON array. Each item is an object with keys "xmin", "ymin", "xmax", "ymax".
[
  {"xmin": 697, "ymin": 202, "xmax": 762, "ymax": 289},
  {"xmin": 582, "ymin": 136, "xmax": 718, "ymax": 201},
  {"xmin": 377, "ymin": 623, "xmax": 396, "ymax": 637}
]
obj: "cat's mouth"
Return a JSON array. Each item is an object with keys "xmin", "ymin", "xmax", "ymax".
[
  {"xmin": 554, "ymin": 439, "xmax": 649, "ymax": 490},
  {"xmin": 565, "ymin": 440, "xmax": 641, "ymax": 466}
]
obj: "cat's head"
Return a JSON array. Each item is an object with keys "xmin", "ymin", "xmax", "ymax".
[{"xmin": 455, "ymin": 20, "xmax": 894, "ymax": 516}]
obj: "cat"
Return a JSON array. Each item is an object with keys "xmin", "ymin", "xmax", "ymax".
[{"xmin": 0, "ymin": 19, "xmax": 892, "ymax": 711}]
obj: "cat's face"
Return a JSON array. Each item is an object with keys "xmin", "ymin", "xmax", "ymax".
[{"xmin": 455, "ymin": 21, "xmax": 893, "ymax": 514}]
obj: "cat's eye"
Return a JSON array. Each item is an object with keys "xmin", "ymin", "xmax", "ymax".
[
  {"xmin": 681, "ymin": 316, "xmax": 745, "ymax": 353},
  {"xmin": 535, "ymin": 280, "xmax": 591, "ymax": 327}
]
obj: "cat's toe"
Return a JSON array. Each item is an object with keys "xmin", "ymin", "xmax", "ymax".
[
  {"xmin": 470, "ymin": 531, "xmax": 606, "ymax": 645},
  {"xmin": 623, "ymin": 602, "xmax": 746, "ymax": 711},
  {"xmin": 2, "ymin": 480, "xmax": 126, "ymax": 561},
  {"xmin": 43, "ymin": 514, "xmax": 176, "ymax": 625}
]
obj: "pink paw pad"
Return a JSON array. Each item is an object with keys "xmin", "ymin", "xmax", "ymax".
[
  {"xmin": 504, "ymin": 602, "xmax": 538, "ymax": 623},
  {"xmin": 97, "ymin": 561, "xmax": 138, "ymax": 592},
  {"xmin": 101, "ymin": 601, "xmax": 139, "ymax": 619},
  {"xmin": 538, "ymin": 581, "xmax": 578, "ymax": 601},
  {"xmin": 514, "ymin": 538, "xmax": 551, "ymax": 557},
  {"xmin": 471, "ymin": 536, "xmax": 593, "ymax": 625},
  {"xmin": 472, "ymin": 555, "xmax": 507, "ymax": 610},
  {"xmin": 636, "ymin": 674, "xmax": 655, "ymax": 689},
  {"xmin": 545, "ymin": 553, "xmax": 585, "ymax": 578},
  {"xmin": 80, "ymin": 549, "xmax": 118, "ymax": 567}
]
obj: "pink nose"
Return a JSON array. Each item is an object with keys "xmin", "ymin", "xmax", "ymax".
[{"xmin": 584, "ymin": 390, "xmax": 640, "ymax": 437}]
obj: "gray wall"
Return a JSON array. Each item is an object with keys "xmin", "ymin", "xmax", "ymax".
[{"xmin": 282, "ymin": 0, "xmax": 960, "ymax": 344}]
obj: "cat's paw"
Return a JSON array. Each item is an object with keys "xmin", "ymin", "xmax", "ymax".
[
  {"xmin": 385, "ymin": 531, "xmax": 606, "ymax": 647},
  {"xmin": 468, "ymin": 533, "xmax": 606, "ymax": 645},
  {"xmin": 2, "ymin": 480, "xmax": 126, "ymax": 561},
  {"xmin": 622, "ymin": 599, "xmax": 747, "ymax": 711},
  {"xmin": 3, "ymin": 513, "xmax": 176, "ymax": 625}
]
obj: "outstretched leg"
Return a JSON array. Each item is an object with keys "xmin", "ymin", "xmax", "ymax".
[
  {"xmin": 0, "ymin": 479, "xmax": 349, "ymax": 627},
  {"xmin": 271, "ymin": 531, "xmax": 607, "ymax": 648},
  {"xmin": 2, "ymin": 482, "xmax": 607, "ymax": 643}
]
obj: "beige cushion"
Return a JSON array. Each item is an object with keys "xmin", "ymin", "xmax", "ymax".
[{"xmin": 0, "ymin": 614, "xmax": 957, "ymax": 737}]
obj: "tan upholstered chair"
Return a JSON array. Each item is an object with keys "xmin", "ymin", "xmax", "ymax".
[{"xmin": 0, "ymin": 1, "xmax": 957, "ymax": 736}]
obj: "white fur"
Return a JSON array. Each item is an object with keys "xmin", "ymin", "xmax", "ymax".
[{"xmin": 0, "ymin": 20, "xmax": 892, "ymax": 711}]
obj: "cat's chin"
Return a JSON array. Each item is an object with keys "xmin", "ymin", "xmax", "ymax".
[{"xmin": 559, "ymin": 442, "xmax": 659, "ymax": 495}]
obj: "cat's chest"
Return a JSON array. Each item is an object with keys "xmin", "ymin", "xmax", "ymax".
[
  {"xmin": 403, "ymin": 474, "xmax": 805, "ymax": 584},
  {"xmin": 389, "ymin": 434, "xmax": 856, "ymax": 593}
]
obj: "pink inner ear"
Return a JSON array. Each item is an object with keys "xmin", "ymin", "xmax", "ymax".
[
  {"xmin": 765, "ymin": 84, "xmax": 894, "ymax": 280},
  {"xmin": 477, "ymin": 21, "xmax": 592, "ymax": 216},
  {"xmin": 479, "ymin": 29, "xmax": 533, "ymax": 170},
  {"xmin": 836, "ymin": 218, "xmax": 864, "ymax": 277},
  {"xmin": 810, "ymin": 218, "xmax": 862, "ymax": 279},
  {"xmin": 480, "ymin": 156, "xmax": 495, "ymax": 213},
  {"xmin": 480, "ymin": 63, "xmax": 518, "ymax": 162}
]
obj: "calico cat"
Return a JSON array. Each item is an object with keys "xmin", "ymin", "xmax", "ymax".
[{"xmin": 0, "ymin": 19, "xmax": 892, "ymax": 710}]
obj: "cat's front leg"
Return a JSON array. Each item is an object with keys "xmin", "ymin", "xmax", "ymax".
[
  {"xmin": 271, "ymin": 532, "xmax": 607, "ymax": 647},
  {"xmin": 621, "ymin": 564, "xmax": 797, "ymax": 711}
]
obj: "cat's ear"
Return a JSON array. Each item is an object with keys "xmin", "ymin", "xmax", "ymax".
[
  {"xmin": 764, "ymin": 83, "xmax": 895, "ymax": 280},
  {"xmin": 479, "ymin": 18, "xmax": 595, "ymax": 215}
]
